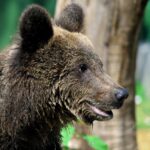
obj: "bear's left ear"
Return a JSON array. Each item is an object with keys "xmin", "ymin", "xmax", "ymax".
[
  {"xmin": 56, "ymin": 3, "xmax": 84, "ymax": 32},
  {"xmin": 20, "ymin": 4, "xmax": 53, "ymax": 52}
]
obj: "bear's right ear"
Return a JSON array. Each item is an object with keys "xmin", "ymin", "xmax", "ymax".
[
  {"xmin": 56, "ymin": 3, "xmax": 84, "ymax": 32},
  {"xmin": 20, "ymin": 4, "xmax": 53, "ymax": 52}
]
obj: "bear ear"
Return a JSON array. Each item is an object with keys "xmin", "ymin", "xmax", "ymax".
[
  {"xmin": 56, "ymin": 3, "xmax": 84, "ymax": 32},
  {"xmin": 20, "ymin": 4, "xmax": 53, "ymax": 52}
]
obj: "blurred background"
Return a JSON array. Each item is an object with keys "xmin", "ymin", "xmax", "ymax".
[{"xmin": 0, "ymin": 0, "xmax": 150, "ymax": 150}]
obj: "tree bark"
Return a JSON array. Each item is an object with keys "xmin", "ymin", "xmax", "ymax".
[{"xmin": 55, "ymin": 0, "xmax": 148, "ymax": 150}]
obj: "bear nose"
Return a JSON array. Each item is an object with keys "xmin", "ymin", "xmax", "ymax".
[{"xmin": 115, "ymin": 88, "xmax": 129, "ymax": 102}]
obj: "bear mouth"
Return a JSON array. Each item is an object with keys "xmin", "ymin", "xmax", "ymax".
[
  {"xmin": 81, "ymin": 101, "xmax": 113, "ymax": 124},
  {"xmin": 89, "ymin": 104, "xmax": 113, "ymax": 118}
]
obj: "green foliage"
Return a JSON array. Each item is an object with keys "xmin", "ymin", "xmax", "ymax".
[
  {"xmin": 0, "ymin": 1, "xmax": 19, "ymax": 50},
  {"xmin": 136, "ymin": 81, "xmax": 150, "ymax": 129},
  {"xmin": 144, "ymin": 1, "xmax": 150, "ymax": 40},
  {"xmin": 83, "ymin": 135, "xmax": 109, "ymax": 150},
  {"xmin": 61, "ymin": 125, "xmax": 75, "ymax": 147},
  {"xmin": 136, "ymin": 80, "xmax": 146, "ymax": 102},
  {"xmin": 136, "ymin": 100, "xmax": 150, "ymax": 129},
  {"xmin": 140, "ymin": 1, "xmax": 150, "ymax": 41},
  {"xmin": 61, "ymin": 125, "xmax": 109, "ymax": 150}
]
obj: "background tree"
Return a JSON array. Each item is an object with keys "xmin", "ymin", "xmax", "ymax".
[{"xmin": 55, "ymin": 0, "xmax": 148, "ymax": 150}]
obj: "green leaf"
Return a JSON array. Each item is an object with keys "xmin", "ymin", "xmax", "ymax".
[
  {"xmin": 61, "ymin": 124, "xmax": 109, "ymax": 150},
  {"xmin": 61, "ymin": 125, "xmax": 75, "ymax": 147},
  {"xmin": 83, "ymin": 135, "xmax": 109, "ymax": 150}
]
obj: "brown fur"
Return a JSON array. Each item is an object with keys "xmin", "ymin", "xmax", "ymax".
[{"xmin": 0, "ymin": 4, "xmax": 128, "ymax": 150}]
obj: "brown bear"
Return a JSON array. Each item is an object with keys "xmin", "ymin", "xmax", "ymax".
[{"xmin": 0, "ymin": 3, "xmax": 128, "ymax": 150}]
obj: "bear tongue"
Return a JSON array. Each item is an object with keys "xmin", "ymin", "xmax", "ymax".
[{"xmin": 90, "ymin": 105, "xmax": 109, "ymax": 117}]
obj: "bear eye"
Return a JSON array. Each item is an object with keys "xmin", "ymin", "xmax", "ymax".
[{"xmin": 79, "ymin": 64, "xmax": 88, "ymax": 73}]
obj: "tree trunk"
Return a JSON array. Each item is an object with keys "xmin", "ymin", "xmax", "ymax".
[{"xmin": 55, "ymin": 0, "xmax": 147, "ymax": 150}]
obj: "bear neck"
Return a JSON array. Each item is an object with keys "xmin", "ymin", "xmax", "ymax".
[{"xmin": 1, "ymin": 69, "xmax": 76, "ymax": 138}]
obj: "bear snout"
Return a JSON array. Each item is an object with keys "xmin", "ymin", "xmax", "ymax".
[{"xmin": 114, "ymin": 88, "xmax": 129, "ymax": 103}]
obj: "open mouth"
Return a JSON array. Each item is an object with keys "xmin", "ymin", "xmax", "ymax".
[
  {"xmin": 84, "ymin": 103, "xmax": 113, "ymax": 124},
  {"xmin": 90, "ymin": 105, "xmax": 113, "ymax": 118}
]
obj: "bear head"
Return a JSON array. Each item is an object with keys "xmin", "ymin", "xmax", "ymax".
[{"xmin": 8, "ymin": 4, "xmax": 128, "ymax": 126}]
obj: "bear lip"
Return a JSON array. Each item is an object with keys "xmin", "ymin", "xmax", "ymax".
[
  {"xmin": 86, "ymin": 102, "xmax": 113, "ymax": 120},
  {"xmin": 90, "ymin": 105, "xmax": 112, "ymax": 117}
]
